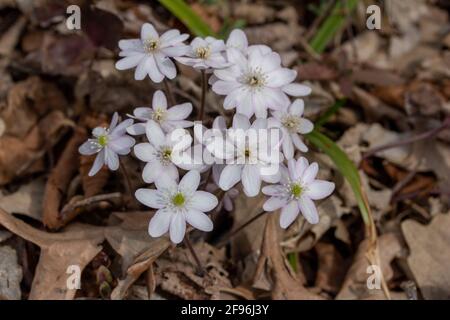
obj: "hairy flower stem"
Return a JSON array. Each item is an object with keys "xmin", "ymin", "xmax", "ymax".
[
  {"xmin": 184, "ymin": 235, "xmax": 206, "ymax": 276},
  {"xmin": 119, "ymin": 158, "xmax": 133, "ymax": 203},
  {"xmin": 163, "ymin": 79, "xmax": 176, "ymax": 106},
  {"xmin": 198, "ymin": 70, "xmax": 207, "ymax": 121}
]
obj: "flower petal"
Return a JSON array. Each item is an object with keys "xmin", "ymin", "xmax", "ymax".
[
  {"xmin": 282, "ymin": 83, "xmax": 312, "ymax": 96},
  {"xmin": 291, "ymin": 133, "xmax": 308, "ymax": 152},
  {"xmin": 88, "ymin": 150, "xmax": 105, "ymax": 176},
  {"xmin": 105, "ymin": 148, "xmax": 119, "ymax": 171},
  {"xmin": 115, "ymin": 53, "xmax": 145, "ymax": 70},
  {"xmin": 141, "ymin": 23, "xmax": 158, "ymax": 41},
  {"xmin": 242, "ymin": 164, "xmax": 261, "ymax": 197},
  {"xmin": 282, "ymin": 133, "xmax": 294, "ymax": 159},
  {"xmin": 109, "ymin": 136, "xmax": 135, "ymax": 155},
  {"xmin": 306, "ymin": 180, "xmax": 335, "ymax": 200},
  {"xmin": 169, "ymin": 213, "xmax": 186, "ymax": 244},
  {"xmin": 302, "ymin": 162, "xmax": 318, "ymax": 185},
  {"xmin": 148, "ymin": 209, "xmax": 172, "ymax": 237},
  {"xmin": 212, "ymin": 80, "xmax": 241, "ymax": 95},
  {"xmin": 146, "ymin": 55, "xmax": 164, "ymax": 83},
  {"xmin": 266, "ymin": 68, "xmax": 297, "ymax": 87},
  {"xmin": 155, "ymin": 54, "xmax": 177, "ymax": 79},
  {"xmin": 262, "ymin": 185, "xmax": 285, "ymax": 196},
  {"xmin": 185, "ymin": 209, "xmax": 213, "ymax": 232},
  {"xmin": 232, "ymin": 113, "xmax": 251, "ymax": 130},
  {"xmin": 166, "ymin": 103, "xmax": 192, "ymax": 120},
  {"xmin": 189, "ymin": 191, "xmax": 218, "ymax": 212},
  {"xmin": 226, "ymin": 29, "xmax": 248, "ymax": 51},
  {"xmin": 298, "ymin": 195, "xmax": 319, "ymax": 224},
  {"xmin": 145, "ymin": 120, "xmax": 165, "ymax": 148},
  {"xmin": 142, "ymin": 160, "xmax": 162, "ymax": 183},
  {"xmin": 298, "ymin": 118, "xmax": 314, "ymax": 134},
  {"xmin": 219, "ymin": 164, "xmax": 243, "ymax": 191},
  {"xmin": 135, "ymin": 188, "xmax": 165, "ymax": 209},
  {"xmin": 263, "ymin": 197, "xmax": 288, "ymax": 212},
  {"xmin": 126, "ymin": 123, "xmax": 146, "ymax": 135},
  {"xmin": 289, "ymin": 99, "xmax": 304, "ymax": 116},
  {"xmin": 279, "ymin": 200, "xmax": 300, "ymax": 229},
  {"xmin": 79, "ymin": 139, "xmax": 101, "ymax": 155},
  {"xmin": 155, "ymin": 170, "xmax": 178, "ymax": 190},
  {"xmin": 134, "ymin": 143, "xmax": 156, "ymax": 162},
  {"xmin": 152, "ymin": 90, "xmax": 167, "ymax": 110},
  {"xmin": 179, "ymin": 170, "xmax": 200, "ymax": 194}
]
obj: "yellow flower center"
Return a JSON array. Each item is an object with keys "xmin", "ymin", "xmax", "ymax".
[
  {"xmin": 98, "ymin": 135, "xmax": 108, "ymax": 147},
  {"xmin": 172, "ymin": 193, "xmax": 185, "ymax": 207},
  {"xmin": 143, "ymin": 39, "xmax": 159, "ymax": 53},
  {"xmin": 290, "ymin": 183, "xmax": 303, "ymax": 198},
  {"xmin": 152, "ymin": 108, "xmax": 165, "ymax": 122}
]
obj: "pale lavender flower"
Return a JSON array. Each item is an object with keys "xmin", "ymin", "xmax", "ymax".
[
  {"xmin": 268, "ymin": 99, "xmax": 314, "ymax": 159},
  {"xmin": 127, "ymin": 90, "xmax": 193, "ymax": 135},
  {"xmin": 176, "ymin": 36, "xmax": 228, "ymax": 70},
  {"xmin": 135, "ymin": 170, "xmax": 218, "ymax": 244},
  {"xmin": 262, "ymin": 157, "xmax": 335, "ymax": 228},
  {"xmin": 79, "ymin": 113, "xmax": 135, "ymax": 176},
  {"xmin": 115, "ymin": 23, "xmax": 190, "ymax": 83}
]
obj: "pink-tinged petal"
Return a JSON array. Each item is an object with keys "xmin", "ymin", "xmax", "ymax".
[
  {"xmin": 289, "ymin": 99, "xmax": 304, "ymax": 116},
  {"xmin": 134, "ymin": 143, "xmax": 156, "ymax": 162},
  {"xmin": 219, "ymin": 164, "xmax": 243, "ymax": 191},
  {"xmin": 306, "ymin": 180, "xmax": 335, "ymax": 200},
  {"xmin": 189, "ymin": 191, "xmax": 218, "ymax": 212},
  {"xmin": 115, "ymin": 53, "xmax": 145, "ymax": 70},
  {"xmin": 152, "ymin": 90, "xmax": 167, "ymax": 110},
  {"xmin": 263, "ymin": 197, "xmax": 288, "ymax": 212},
  {"xmin": 279, "ymin": 200, "xmax": 300, "ymax": 229},
  {"xmin": 302, "ymin": 162, "xmax": 318, "ymax": 185},
  {"xmin": 126, "ymin": 123, "xmax": 146, "ymax": 135},
  {"xmin": 109, "ymin": 136, "xmax": 135, "ymax": 155},
  {"xmin": 282, "ymin": 83, "xmax": 312, "ymax": 97},
  {"xmin": 242, "ymin": 165, "xmax": 261, "ymax": 197},
  {"xmin": 135, "ymin": 189, "xmax": 165, "ymax": 209},
  {"xmin": 266, "ymin": 68, "xmax": 297, "ymax": 87},
  {"xmin": 298, "ymin": 118, "xmax": 314, "ymax": 134},
  {"xmin": 148, "ymin": 209, "xmax": 172, "ymax": 237},
  {"xmin": 291, "ymin": 133, "xmax": 308, "ymax": 152},
  {"xmin": 141, "ymin": 23, "xmax": 158, "ymax": 41},
  {"xmin": 179, "ymin": 170, "xmax": 200, "ymax": 194},
  {"xmin": 88, "ymin": 150, "xmax": 105, "ymax": 176},
  {"xmin": 169, "ymin": 213, "xmax": 186, "ymax": 244},
  {"xmin": 166, "ymin": 103, "xmax": 192, "ymax": 120},
  {"xmin": 186, "ymin": 209, "xmax": 213, "ymax": 232},
  {"xmin": 298, "ymin": 195, "xmax": 319, "ymax": 224},
  {"xmin": 145, "ymin": 120, "xmax": 165, "ymax": 148}
]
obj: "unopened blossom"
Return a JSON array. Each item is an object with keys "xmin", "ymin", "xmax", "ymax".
[
  {"xmin": 176, "ymin": 36, "xmax": 228, "ymax": 70},
  {"xmin": 115, "ymin": 23, "xmax": 189, "ymax": 83},
  {"xmin": 79, "ymin": 113, "xmax": 135, "ymax": 176},
  {"xmin": 262, "ymin": 157, "xmax": 335, "ymax": 228},
  {"xmin": 268, "ymin": 99, "xmax": 314, "ymax": 159},
  {"xmin": 135, "ymin": 170, "xmax": 218, "ymax": 244},
  {"xmin": 127, "ymin": 90, "xmax": 193, "ymax": 135},
  {"xmin": 206, "ymin": 114, "xmax": 283, "ymax": 197},
  {"xmin": 133, "ymin": 120, "xmax": 192, "ymax": 184},
  {"xmin": 212, "ymin": 46, "xmax": 311, "ymax": 118}
]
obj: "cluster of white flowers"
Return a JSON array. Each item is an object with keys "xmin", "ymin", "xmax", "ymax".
[{"xmin": 79, "ymin": 24, "xmax": 335, "ymax": 244}]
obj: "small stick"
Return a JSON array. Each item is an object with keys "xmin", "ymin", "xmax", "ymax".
[
  {"xmin": 163, "ymin": 78, "xmax": 176, "ymax": 106},
  {"xmin": 184, "ymin": 235, "xmax": 206, "ymax": 276},
  {"xmin": 218, "ymin": 210, "xmax": 267, "ymax": 246},
  {"xmin": 119, "ymin": 158, "xmax": 133, "ymax": 201},
  {"xmin": 198, "ymin": 70, "xmax": 207, "ymax": 121},
  {"xmin": 363, "ymin": 117, "xmax": 450, "ymax": 160}
]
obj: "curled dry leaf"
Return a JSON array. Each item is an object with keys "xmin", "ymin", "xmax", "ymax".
[
  {"xmin": 0, "ymin": 208, "xmax": 105, "ymax": 300},
  {"xmin": 254, "ymin": 214, "xmax": 323, "ymax": 300},
  {"xmin": 402, "ymin": 213, "xmax": 450, "ymax": 299},
  {"xmin": 336, "ymin": 233, "xmax": 402, "ymax": 300},
  {"xmin": 43, "ymin": 127, "xmax": 88, "ymax": 229}
]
